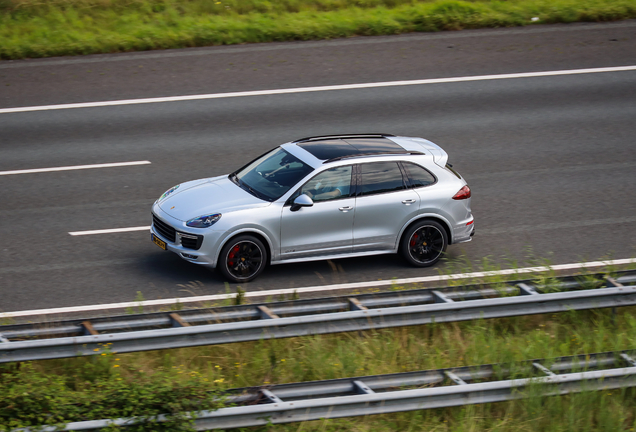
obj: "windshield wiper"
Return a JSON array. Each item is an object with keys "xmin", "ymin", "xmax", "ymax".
[
  {"xmin": 232, "ymin": 175, "xmax": 271, "ymax": 202},
  {"xmin": 245, "ymin": 184, "xmax": 272, "ymax": 202}
]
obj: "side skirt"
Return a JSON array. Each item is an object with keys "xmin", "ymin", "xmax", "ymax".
[{"xmin": 270, "ymin": 249, "xmax": 396, "ymax": 266}]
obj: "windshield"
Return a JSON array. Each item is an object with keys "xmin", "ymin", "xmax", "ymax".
[{"xmin": 231, "ymin": 147, "xmax": 314, "ymax": 201}]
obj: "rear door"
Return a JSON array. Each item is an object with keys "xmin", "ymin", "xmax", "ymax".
[{"xmin": 352, "ymin": 161, "xmax": 420, "ymax": 252}]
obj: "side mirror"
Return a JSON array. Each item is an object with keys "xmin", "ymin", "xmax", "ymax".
[{"xmin": 290, "ymin": 194, "xmax": 314, "ymax": 212}]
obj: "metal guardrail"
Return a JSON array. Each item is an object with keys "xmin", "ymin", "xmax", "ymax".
[
  {"xmin": 16, "ymin": 349, "xmax": 636, "ymax": 431},
  {"xmin": 2, "ymin": 272, "xmax": 636, "ymax": 363}
]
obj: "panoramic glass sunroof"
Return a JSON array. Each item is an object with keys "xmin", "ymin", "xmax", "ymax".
[{"xmin": 298, "ymin": 138, "xmax": 405, "ymax": 160}]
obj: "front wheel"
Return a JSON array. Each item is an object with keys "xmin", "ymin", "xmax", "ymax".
[
  {"xmin": 400, "ymin": 220, "xmax": 448, "ymax": 267},
  {"xmin": 218, "ymin": 235, "xmax": 267, "ymax": 283}
]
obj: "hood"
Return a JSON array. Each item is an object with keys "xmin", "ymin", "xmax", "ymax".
[{"xmin": 158, "ymin": 176, "xmax": 268, "ymax": 222}]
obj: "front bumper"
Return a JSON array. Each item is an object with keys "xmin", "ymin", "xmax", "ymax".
[{"xmin": 151, "ymin": 209, "xmax": 223, "ymax": 268}]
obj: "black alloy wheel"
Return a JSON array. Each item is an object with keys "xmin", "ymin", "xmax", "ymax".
[
  {"xmin": 218, "ymin": 235, "xmax": 267, "ymax": 282},
  {"xmin": 400, "ymin": 220, "xmax": 448, "ymax": 267}
]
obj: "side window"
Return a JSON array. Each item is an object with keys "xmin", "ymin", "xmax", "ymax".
[
  {"xmin": 403, "ymin": 162, "xmax": 436, "ymax": 188},
  {"xmin": 299, "ymin": 166, "xmax": 353, "ymax": 203},
  {"xmin": 358, "ymin": 162, "xmax": 405, "ymax": 197}
]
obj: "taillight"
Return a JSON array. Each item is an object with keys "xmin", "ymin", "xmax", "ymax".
[{"xmin": 452, "ymin": 185, "xmax": 471, "ymax": 200}]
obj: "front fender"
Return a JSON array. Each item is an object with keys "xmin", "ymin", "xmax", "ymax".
[{"xmin": 213, "ymin": 226, "xmax": 278, "ymax": 267}]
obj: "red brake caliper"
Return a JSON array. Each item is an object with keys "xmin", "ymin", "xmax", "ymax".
[
  {"xmin": 410, "ymin": 233, "xmax": 418, "ymax": 247},
  {"xmin": 228, "ymin": 245, "xmax": 240, "ymax": 266}
]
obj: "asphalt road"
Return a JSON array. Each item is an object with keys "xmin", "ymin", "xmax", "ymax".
[{"xmin": 1, "ymin": 21, "xmax": 636, "ymax": 313}]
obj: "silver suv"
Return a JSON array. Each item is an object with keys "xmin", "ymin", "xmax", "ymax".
[{"xmin": 151, "ymin": 134, "xmax": 474, "ymax": 282}]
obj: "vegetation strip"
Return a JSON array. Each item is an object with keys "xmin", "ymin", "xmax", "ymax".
[
  {"xmin": 3, "ymin": 264, "xmax": 636, "ymax": 430},
  {"xmin": 3, "ymin": 349, "xmax": 636, "ymax": 430},
  {"xmin": 3, "ymin": 305, "xmax": 636, "ymax": 429},
  {"xmin": 2, "ymin": 20, "xmax": 635, "ymax": 70},
  {"xmin": 4, "ymin": 270, "xmax": 633, "ymax": 340},
  {"xmin": 3, "ymin": 272, "xmax": 636, "ymax": 363},
  {"xmin": 1, "ymin": 0, "xmax": 636, "ymax": 60}
]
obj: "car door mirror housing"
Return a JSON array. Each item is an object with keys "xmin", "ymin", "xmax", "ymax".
[{"xmin": 291, "ymin": 194, "xmax": 314, "ymax": 212}]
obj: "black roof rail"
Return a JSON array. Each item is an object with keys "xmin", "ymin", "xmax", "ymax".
[
  {"xmin": 293, "ymin": 133, "xmax": 395, "ymax": 143},
  {"xmin": 324, "ymin": 151, "xmax": 424, "ymax": 164}
]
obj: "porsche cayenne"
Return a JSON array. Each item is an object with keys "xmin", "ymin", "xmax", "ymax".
[{"xmin": 151, "ymin": 134, "xmax": 474, "ymax": 282}]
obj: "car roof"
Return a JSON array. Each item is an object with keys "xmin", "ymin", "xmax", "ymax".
[
  {"xmin": 281, "ymin": 134, "xmax": 450, "ymax": 170},
  {"xmin": 291, "ymin": 134, "xmax": 422, "ymax": 163}
]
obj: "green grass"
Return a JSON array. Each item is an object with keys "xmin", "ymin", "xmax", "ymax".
[
  {"xmin": 3, "ymin": 259, "xmax": 636, "ymax": 430},
  {"xmin": 3, "ymin": 304, "xmax": 636, "ymax": 429},
  {"xmin": 1, "ymin": 0, "xmax": 635, "ymax": 60}
]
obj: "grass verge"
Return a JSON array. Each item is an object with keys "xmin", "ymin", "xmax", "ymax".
[
  {"xmin": 1, "ymin": 0, "xmax": 635, "ymax": 60},
  {"xmin": 2, "ymin": 272, "xmax": 636, "ymax": 429}
]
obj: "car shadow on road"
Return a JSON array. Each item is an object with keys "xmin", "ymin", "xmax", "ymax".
[{"xmin": 135, "ymin": 246, "xmax": 465, "ymax": 302}]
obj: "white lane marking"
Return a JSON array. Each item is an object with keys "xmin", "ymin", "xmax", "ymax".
[
  {"xmin": 2, "ymin": 258, "xmax": 634, "ymax": 318},
  {"xmin": 69, "ymin": 226, "xmax": 150, "ymax": 236},
  {"xmin": 0, "ymin": 160, "xmax": 151, "ymax": 176},
  {"xmin": 1, "ymin": 66, "xmax": 635, "ymax": 114}
]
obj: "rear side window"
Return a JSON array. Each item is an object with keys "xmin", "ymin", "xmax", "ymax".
[
  {"xmin": 403, "ymin": 162, "xmax": 436, "ymax": 188},
  {"xmin": 358, "ymin": 162, "xmax": 405, "ymax": 196}
]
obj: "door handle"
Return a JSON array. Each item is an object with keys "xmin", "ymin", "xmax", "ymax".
[
  {"xmin": 402, "ymin": 199, "xmax": 416, "ymax": 205},
  {"xmin": 339, "ymin": 206, "xmax": 353, "ymax": 212}
]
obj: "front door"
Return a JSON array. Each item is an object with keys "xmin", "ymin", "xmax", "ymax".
[{"xmin": 280, "ymin": 166, "xmax": 355, "ymax": 260}]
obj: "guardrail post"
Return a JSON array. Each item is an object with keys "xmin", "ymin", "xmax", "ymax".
[
  {"xmin": 348, "ymin": 298, "xmax": 369, "ymax": 338},
  {"xmin": 81, "ymin": 321, "xmax": 98, "ymax": 336},
  {"xmin": 605, "ymin": 277, "xmax": 623, "ymax": 324},
  {"xmin": 605, "ymin": 277, "xmax": 623, "ymax": 287},
  {"xmin": 260, "ymin": 389, "xmax": 284, "ymax": 403},
  {"xmin": 444, "ymin": 370, "xmax": 468, "ymax": 385},
  {"xmin": 518, "ymin": 283, "xmax": 539, "ymax": 296},
  {"xmin": 169, "ymin": 313, "xmax": 190, "ymax": 328},
  {"xmin": 432, "ymin": 291, "xmax": 454, "ymax": 303},
  {"xmin": 620, "ymin": 353, "xmax": 636, "ymax": 367},
  {"xmin": 532, "ymin": 362, "xmax": 556, "ymax": 377},
  {"xmin": 348, "ymin": 298, "xmax": 368, "ymax": 311},
  {"xmin": 352, "ymin": 380, "xmax": 375, "ymax": 394},
  {"xmin": 258, "ymin": 306, "xmax": 280, "ymax": 320}
]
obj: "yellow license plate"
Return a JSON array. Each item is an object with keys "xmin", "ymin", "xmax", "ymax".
[{"xmin": 152, "ymin": 233, "xmax": 167, "ymax": 250}]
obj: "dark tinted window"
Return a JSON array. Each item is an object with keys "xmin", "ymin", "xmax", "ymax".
[
  {"xmin": 342, "ymin": 138, "xmax": 404, "ymax": 153},
  {"xmin": 403, "ymin": 162, "xmax": 436, "ymax": 188},
  {"xmin": 298, "ymin": 137, "xmax": 405, "ymax": 160},
  {"xmin": 298, "ymin": 140, "xmax": 357, "ymax": 160},
  {"xmin": 359, "ymin": 162, "xmax": 405, "ymax": 196}
]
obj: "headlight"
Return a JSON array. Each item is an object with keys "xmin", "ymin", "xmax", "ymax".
[
  {"xmin": 186, "ymin": 213, "xmax": 222, "ymax": 228},
  {"xmin": 159, "ymin": 185, "xmax": 179, "ymax": 200}
]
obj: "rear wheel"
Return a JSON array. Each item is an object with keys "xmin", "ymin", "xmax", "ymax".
[
  {"xmin": 218, "ymin": 235, "xmax": 267, "ymax": 283},
  {"xmin": 400, "ymin": 220, "xmax": 447, "ymax": 267}
]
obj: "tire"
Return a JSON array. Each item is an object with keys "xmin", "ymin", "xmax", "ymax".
[
  {"xmin": 218, "ymin": 235, "xmax": 268, "ymax": 283},
  {"xmin": 400, "ymin": 220, "xmax": 448, "ymax": 267}
]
